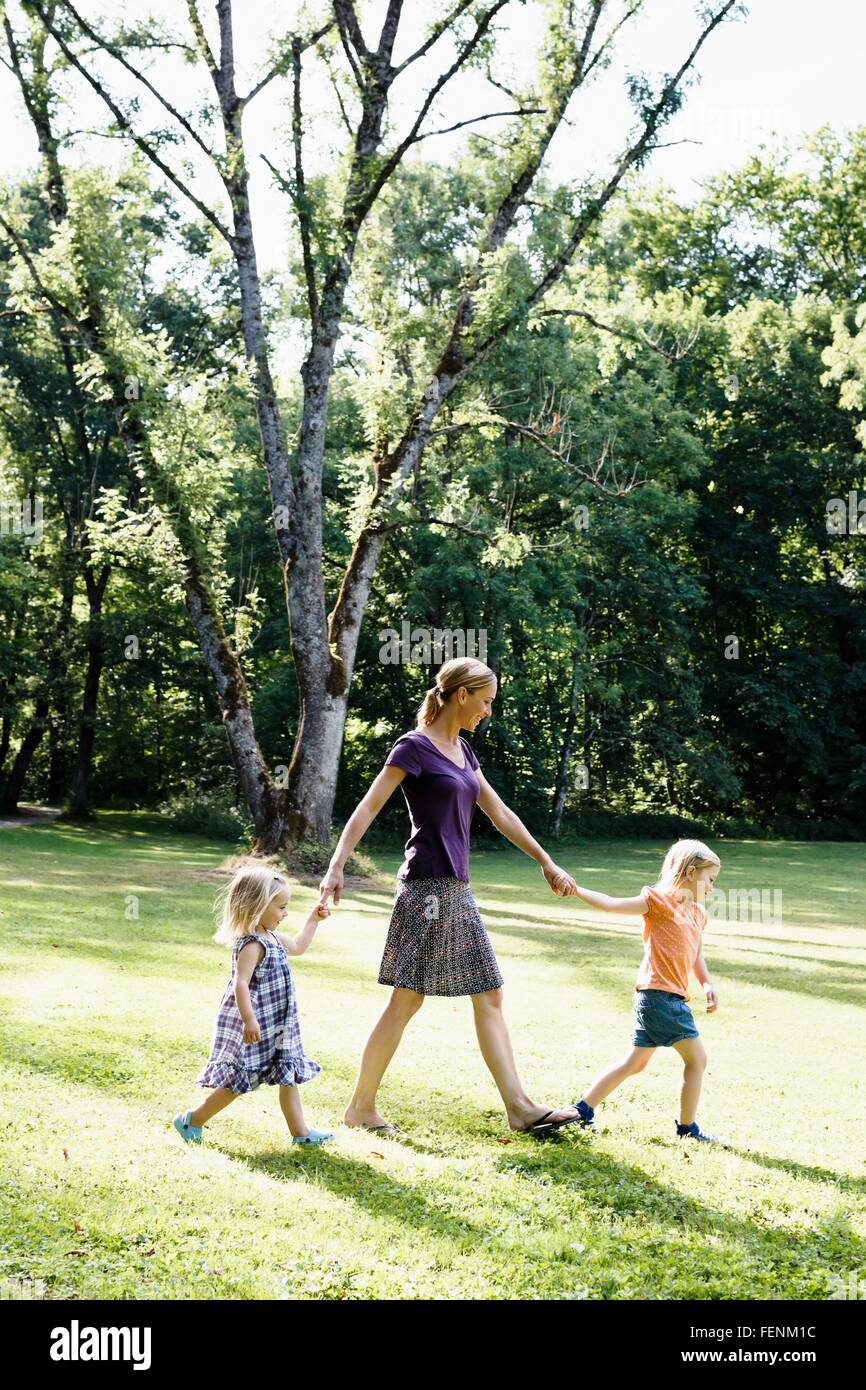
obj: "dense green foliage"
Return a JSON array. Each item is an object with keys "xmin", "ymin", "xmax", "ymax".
[{"xmin": 2, "ymin": 125, "xmax": 864, "ymax": 839}]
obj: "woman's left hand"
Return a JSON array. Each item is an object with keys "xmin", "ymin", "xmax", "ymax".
[{"xmin": 543, "ymin": 862, "xmax": 577, "ymax": 896}]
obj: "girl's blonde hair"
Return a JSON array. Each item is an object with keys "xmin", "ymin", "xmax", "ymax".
[
  {"xmin": 655, "ymin": 839, "xmax": 720, "ymax": 898},
  {"xmin": 416, "ymin": 657, "xmax": 497, "ymax": 728},
  {"xmin": 213, "ymin": 865, "xmax": 289, "ymax": 946}
]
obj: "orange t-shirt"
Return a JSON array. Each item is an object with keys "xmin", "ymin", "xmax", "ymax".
[{"xmin": 634, "ymin": 884, "xmax": 707, "ymax": 1002}]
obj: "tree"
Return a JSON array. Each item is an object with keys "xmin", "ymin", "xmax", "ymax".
[{"xmin": 15, "ymin": 0, "xmax": 743, "ymax": 848}]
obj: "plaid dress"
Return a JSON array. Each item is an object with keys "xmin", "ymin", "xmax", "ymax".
[
  {"xmin": 378, "ymin": 875, "xmax": 504, "ymax": 997},
  {"xmin": 196, "ymin": 930, "xmax": 320, "ymax": 1094}
]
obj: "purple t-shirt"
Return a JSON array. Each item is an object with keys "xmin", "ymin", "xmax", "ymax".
[{"xmin": 385, "ymin": 730, "xmax": 481, "ymax": 882}]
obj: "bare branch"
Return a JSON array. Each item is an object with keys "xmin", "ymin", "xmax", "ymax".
[
  {"xmin": 539, "ymin": 307, "xmax": 701, "ymax": 363},
  {"xmin": 242, "ymin": 20, "xmax": 333, "ymax": 106},
  {"xmin": 186, "ymin": 0, "xmax": 218, "ymax": 81},
  {"xmin": 372, "ymin": 512, "xmax": 487, "ymax": 539},
  {"xmin": 484, "ymin": 71, "xmax": 522, "ymax": 102},
  {"xmin": 262, "ymin": 155, "xmax": 319, "ymax": 326},
  {"xmin": 376, "ymin": 0, "xmax": 404, "ymax": 63},
  {"xmin": 643, "ymin": 136, "xmax": 703, "ymax": 152},
  {"xmin": 333, "ymin": 0, "xmax": 368, "ymax": 71},
  {"xmin": 427, "ymin": 415, "xmax": 647, "ymax": 497},
  {"xmin": 582, "ymin": 1, "xmax": 645, "ymax": 83},
  {"xmin": 361, "ymin": 0, "xmax": 511, "ymax": 212},
  {"xmin": 460, "ymin": 2, "xmax": 741, "ymax": 377},
  {"xmin": 28, "ymin": 1, "xmax": 233, "ymax": 244},
  {"xmin": 392, "ymin": 0, "xmax": 478, "ymax": 74},
  {"xmin": 408, "ymin": 105, "xmax": 545, "ymax": 146},
  {"xmin": 333, "ymin": 18, "xmax": 363, "ymax": 86},
  {"xmin": 291, "ymin": 35, "xmax": 319, "ymax": 326},
  {"xmin": 50, "ymin": 0, "xmax": 217, "ymax": 163},
  {"xmin": 324, "ymin": 48, "xmax": 354, "ymax": 134}
]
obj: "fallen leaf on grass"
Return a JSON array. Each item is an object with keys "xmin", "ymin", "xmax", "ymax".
[
  {"xmin": 370, "ymin": 1151, "xmax": 385, "ymax": 1160},
  {"xmin": 62, "ymin": 1148, "xmax": 69, "ymax": 1160}
]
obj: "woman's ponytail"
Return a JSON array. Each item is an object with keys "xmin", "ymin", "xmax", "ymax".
[{"xmin": 417, "ymin": 683, "xmax": 446, "ymax": 728}]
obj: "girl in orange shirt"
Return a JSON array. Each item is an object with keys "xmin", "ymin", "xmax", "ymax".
[{"xmin": 566, "ymin": 840, "xmax": 726, "ymax": 1143}]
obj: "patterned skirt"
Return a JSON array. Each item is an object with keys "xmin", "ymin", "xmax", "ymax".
[{"xmin": 378, "ymin": 876, "xmax": 504, "ymax": 997}]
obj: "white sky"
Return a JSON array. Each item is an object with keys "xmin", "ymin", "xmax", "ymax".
[{"xmin": 1, "ymin": 0, "xmax": 862, "ymax": 277}]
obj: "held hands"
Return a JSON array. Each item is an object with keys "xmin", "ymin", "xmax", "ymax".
[
  {"xmin": 313, "ymin": 903, "xmax": 331, "ymax": 920},
  {"xmin": 318, "ymin": 863, "xmax": 344, "ymax": 909},
  {"xmin": 543, "ymin": 862, "xmax": 577, "ymax": 896}
]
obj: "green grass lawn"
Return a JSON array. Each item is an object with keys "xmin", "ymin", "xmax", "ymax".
[{"xmin": 1, "ymin": 815, "xmax": 864, "ymax": 1301}]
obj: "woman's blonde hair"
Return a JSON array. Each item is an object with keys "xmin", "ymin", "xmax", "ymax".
[
  {"xmin": 212, "ymin": 865, "xmax": 289, "ymax": 946},
  {"xmin": 416, "ymin": 657, "xmax": 497, "ymax": 728},
  {"xmin": 655, "ymin": 839, "xmax": 720, "ymax": 898}
]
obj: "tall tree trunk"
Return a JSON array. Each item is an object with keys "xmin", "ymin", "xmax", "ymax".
[
  {"xmin": 550, "ymin": 649, "xmax": 583, "ymax": 834},
  {"xmin": 0, "ymin": 698, "xmax": 49, "ymax": 814},
  {"xmin": 0, "ymin": 712, "xmax": 11, "ymax": 773},
  {"xmin": 3, "ymin": 17, "xmax": 284, "ymax": 852},
  {"xmin": 67, "ymin": 563, "xmax": 110, "ymax": 818},
  {"xmin": 179, "ymin": 556, "xmax": 288, "ymax": 852},
  {"xmin": 47, "ymin": 721, "xmax": 68, "ymax": 804},
  {"xmin": 0, "ymin": 570, "xmax": 75, "ymax": 814}
]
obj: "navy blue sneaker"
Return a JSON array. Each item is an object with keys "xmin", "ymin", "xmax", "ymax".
[
  {"xmin": 676, "ymin": 1120, "xmax": 728, "ymax": 1146},
  {"xmin": 570, "ymin": 1098, "xmax": 596, "ymax": 1130}
]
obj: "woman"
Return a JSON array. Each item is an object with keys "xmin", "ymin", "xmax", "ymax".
[{"xmin": 317, "ymin": 657, "xmax": 580, "ymax": 1135}]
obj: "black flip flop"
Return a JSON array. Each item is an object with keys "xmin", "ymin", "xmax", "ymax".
[{"xmin": 524, "ymin": 1109, "xmax": 581, "ymax": 1134}]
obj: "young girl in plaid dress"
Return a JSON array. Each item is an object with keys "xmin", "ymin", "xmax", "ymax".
[{"xmin": 173, "ymin": 866, "xmax": 334, "ymax": 1147}]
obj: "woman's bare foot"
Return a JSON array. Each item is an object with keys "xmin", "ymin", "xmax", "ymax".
[
  {"xmin": 508, "ymin": 1102, "xmax": 579, "ymax": 1133},
  {"xmin": 343, "ymin": 1104, "xmax": 397, "ymax": 1131}
]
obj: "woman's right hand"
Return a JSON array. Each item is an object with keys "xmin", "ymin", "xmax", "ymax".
[
  {"xmin": 318, "ymin": 863, "xmax": 344, "ymax": 908},
  {"xmin": 242, "ymin": 1017, "xmax": 261, "ymax": 1045}
]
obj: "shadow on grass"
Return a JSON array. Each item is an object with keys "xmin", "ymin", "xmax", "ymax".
[
  {"xmin": 727, "ymin": 1148, "xmax": 866, "ymax": 1197},
  {"xmin": 0, "ymin": 1025, "xmax": 203, "ymax": 1093},
  {"xmin": 210, "ymin": 1126, "xmax": 864, "ymax": 1296},
  {"xmin": 2, "ymin": 935, "xmax": 229, "ymax": 981},
  {"xmin": 0, "ymin": 820, "xmax": 232, "ymax": 862},
  {"xmin": 0, "ymin": 1010, "xmax": 361, "ymax": 1108},
  {"xmin": 217, "ymin": 1140, "xmax": 497, "ymax": 1252},
  {"xmin": 3, "ymin": 1030, "xmax": 862, "ymax": 1296},
  {"xmin": 494, "ymin": 1138, "xmax": 866, "ymax": 1287}
]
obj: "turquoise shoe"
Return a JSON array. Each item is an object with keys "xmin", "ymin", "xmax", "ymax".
[
  {"xmin": 292, "ymin": 1128, "xmax": 335, "ymax": 1146},
  {"xmin": 173, "ymin": 1110, "xmax": 203, "ymax": 1144}
]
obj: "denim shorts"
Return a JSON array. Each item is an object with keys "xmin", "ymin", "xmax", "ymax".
[{"xmin": 632, "ymin": 988, "xmax": 699, "ymax": 1048}]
